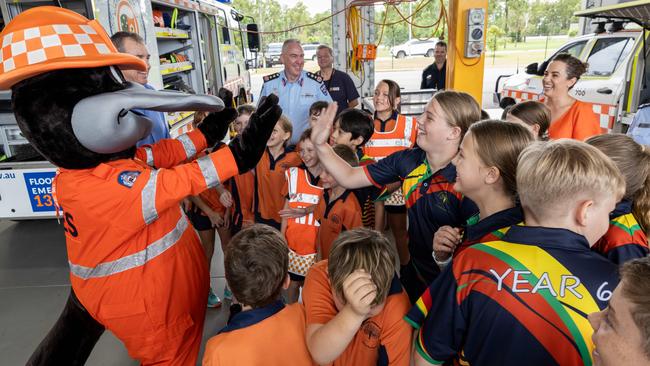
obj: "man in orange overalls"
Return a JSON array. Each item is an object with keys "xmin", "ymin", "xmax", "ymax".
[{"xmin": 1, "ymin": 7, "xmax": 282, "ymax": 365}]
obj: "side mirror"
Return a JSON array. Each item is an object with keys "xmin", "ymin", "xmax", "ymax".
[
  {"xmin": 537, "ymin": 60, "xmax": 549, "ymax": 76},
  {"xmin": 247, "ymin": 24, "xmax": 260, "ymax": 53},
  {"xmin": 525, "ymin": 62, "xmax": 539, "ymax": 75}
]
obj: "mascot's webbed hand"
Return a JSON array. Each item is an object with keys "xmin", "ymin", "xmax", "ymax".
[
  {"xmin": 198, "ymin": 108, "xmax": 238, "ymax": 147},
  {"xmin": 228, "ymin": 94, "xmax": 281, "ymax": 173}
]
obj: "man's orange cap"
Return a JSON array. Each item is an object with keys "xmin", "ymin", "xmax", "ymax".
[{"xmin": 0, "ymin": 6, "xmax": 147, "ymax": 89}]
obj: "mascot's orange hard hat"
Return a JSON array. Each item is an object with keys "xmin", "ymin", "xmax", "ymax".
[{"xmin": 0, "ymin": 6, "xmax": 146, "ymax": 89}]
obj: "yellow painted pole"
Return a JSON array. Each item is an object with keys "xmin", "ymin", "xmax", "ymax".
[{"xmin": 447, "ymin": 0, "xmax": 488, "ymax": 106}]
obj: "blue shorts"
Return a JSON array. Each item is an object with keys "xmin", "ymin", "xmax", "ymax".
[{"xmin": 185, "ymin": 206, "xmax": 213, "ymax": 231}]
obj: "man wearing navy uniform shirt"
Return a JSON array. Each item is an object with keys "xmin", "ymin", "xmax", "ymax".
[
  {"xmin": 259, "ymin": 39, "xmax": 332, "ymax": 146},
  {"xmin": 316, "ymin": 45, "xmax": 359, "ymax": 114},
  {"xmin": 420, "ymin": 41, "xmax": 447, "ymax": 91}
]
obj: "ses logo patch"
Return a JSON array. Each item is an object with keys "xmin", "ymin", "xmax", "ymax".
[{"xmin": 118, "ymin": 171, "xmax": 140, "ymax": 188}]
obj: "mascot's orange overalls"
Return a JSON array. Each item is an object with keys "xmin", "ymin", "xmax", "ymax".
[
  {"xmin": 1, "ymin": 7, "xmax": 281, "ymax": 365},
  {"xmin": 54, "ymin": 130, "xmax": 237, "ymax": 364}
]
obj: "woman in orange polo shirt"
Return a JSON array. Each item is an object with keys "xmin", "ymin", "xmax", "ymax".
[{"xmin": 543, "ymin": 53, "xmax": 602, "ymax": 140}]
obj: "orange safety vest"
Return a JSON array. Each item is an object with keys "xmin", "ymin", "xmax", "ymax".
[
  {"xmin": 363, "ymin": 114, "xmax": 417, "ymax": 160},
  {"xmin": 53, "ymin": 131, "xmax": 239, "ymax": 365},
  {"xmin": 285, "ymin": 167, "xmax": 324, "ymax": 255}
]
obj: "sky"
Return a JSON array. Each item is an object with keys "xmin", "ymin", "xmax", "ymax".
[{"xmin": 277, "ymin": 0, "xmax": 331, "ymax": 15}]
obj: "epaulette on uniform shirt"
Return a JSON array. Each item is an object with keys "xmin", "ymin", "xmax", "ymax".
[
  {"xmin": 305, "ymin": 71, "xmax": 323, "ymax": 83},
  {"xmin": 639, "ymin": 102, "xmax": 650, "ymax": 110},
  {"xmin": 263, "ymin": 72, "xmax": 280, "ymax": 83}
]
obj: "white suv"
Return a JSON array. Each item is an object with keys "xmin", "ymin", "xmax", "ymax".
[
  {"xmin": 390, "ymin": 38, "xmax": 438, "ymax": 58},
  {"xmin": 303, "ymin": 43, "xmax": 320, "ymax": 61}
]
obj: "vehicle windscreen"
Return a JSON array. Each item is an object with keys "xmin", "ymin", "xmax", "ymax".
[{"xmin": 586, "ymin": 37, "xmax": 635, "ymax": 76}]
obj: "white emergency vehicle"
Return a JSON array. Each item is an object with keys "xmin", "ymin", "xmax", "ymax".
[
  {"xmin": 497, "ymin": 0, "xmax": 650, "ymax": 134},
  {"xmin": 0, "ymin": 0, "xmax": 259, "ymax": 219}
]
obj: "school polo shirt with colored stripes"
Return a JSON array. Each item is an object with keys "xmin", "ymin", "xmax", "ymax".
[
  {"xmin": 364, "ymin": 147, "xmax": 477, "ymax": 284},
  {"xmin": 202, "ymin": 301, "xmax": 313, "ymax": 365},
  {"xmin": 592, "ymin": 199, "xmax": 649, "ymax": 265},
  {"xmin": 455, "ymin": 205, "xmax": 524, "ymax": 255},
  {"xmin": 407, "ymin": 206, "xmax": 524, "ymax": 328},
  {"xmin": 410, "ymin": 225, "xmax": 619, "ymax": 366}
]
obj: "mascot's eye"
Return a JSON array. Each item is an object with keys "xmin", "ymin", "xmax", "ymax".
[{"xmin": 108, "ymin": 66, "xmax": 126, "ymax": 85}]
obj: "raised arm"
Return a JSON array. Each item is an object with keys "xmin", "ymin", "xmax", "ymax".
[{"xmin": 312, "ymin": 103, "xmax": 372, "ymax": 189}]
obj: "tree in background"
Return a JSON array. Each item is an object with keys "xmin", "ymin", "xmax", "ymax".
[
  {"xmin": 232, "ymin": 0, "xmax": 581, "ymax": 52},
  {"xmin": 233, "ymin": 0, "xmax": 331, "ymax": 47}
]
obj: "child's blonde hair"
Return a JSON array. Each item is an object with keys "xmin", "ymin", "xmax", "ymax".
[
  {"xmin": 276, "ymin": 115, "xmax": 293, "ymax": 147},
  {"xmin": 328, "ymin": 228, "xmax": 397, "ymax": 306},
  {"xmin": 468, "ymin": 120, "xmax": 534, "ymax": 198},
  {"xmin": 586, "ymin": 134, "xmax": 650, "ymax": 232},
  {"xmin": 517, "ymin": 139, "xmax": 625, "ymax": 218},
  {"xmin": 433, "ymin": 90, "xmax": 482, "ymax": 137}
]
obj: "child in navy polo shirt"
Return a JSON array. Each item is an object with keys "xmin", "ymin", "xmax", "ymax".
[
  {"xmin": 412, "ymin": 140, "xmax": 624, "ymax": 366},
  {"xmin": 311, "ymin": 91, "xmax": 481, "ymax": 303},
  {"xmin": 586, "ymin": 134, "xmax": 649, "ymax": 264},
  {"xmin": 431, "ymin": 120, "xmax": 534, "ymax": 263}
]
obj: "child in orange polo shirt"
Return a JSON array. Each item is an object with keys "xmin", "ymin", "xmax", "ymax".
[
  {"xmin": 281, "ymin": 128, "xmax": 325, "ymax": 303},
  {"xmin": 254, "ymin": 115, "xmax": 302, "ymax": 229},
  {"xmin": 202, "ymin": 224, "xmax": 314, "ymax": 366},
  {"xmin": 303, "ymin": 228, "xmax": 412, "ymax": 366},
  {"xmin": 186, "ymin": 111, "xmax": 234, "ymax": 308},
  {"xmin": 228, "ymin": 105, "xmax": 256, "ymax": 236},
  {"xmin": 317, "ymin": 144, "xmax": 363, "ymax": 259}
]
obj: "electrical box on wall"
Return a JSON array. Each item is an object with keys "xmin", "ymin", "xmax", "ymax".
[
  {"xmin": 355, "ymin": 44, "xmax": 377, "ymax": 60},
  {"xmin": 465, "ymin": 8, "xmax": 485, "ymax": 58}
]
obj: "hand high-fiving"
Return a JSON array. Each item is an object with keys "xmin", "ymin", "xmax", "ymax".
[
  {"xmin": 310, "ymin": 103, "xmax": 338, "ymax": 147},
  {"xmin": 228, "ymin": 94, "xmax": 282, "ymax": 173},
  {"xmin": 197, "ymin": 108, "xmax": 238, "ymax": 147}
]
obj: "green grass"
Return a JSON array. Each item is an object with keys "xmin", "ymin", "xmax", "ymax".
[{"xmin": 488, "ymin": 37, "xmax": 568, "ymax": 52}]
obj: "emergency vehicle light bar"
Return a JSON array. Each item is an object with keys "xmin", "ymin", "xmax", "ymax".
[{"xmin": 575, "ymin": 0, "xmax": 650, "ymax": 29}]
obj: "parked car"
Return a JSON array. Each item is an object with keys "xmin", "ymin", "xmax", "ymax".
[
  {"xmin": 390, "ymin": 38, "xmax": 439, "ymax": 58},
  {"xmin": 264, "ymin": 42, "xmax": 283, "ymax": 66},
  {"xmin": 303, "ymin": 43, "xmax": 320, "ymax": 61}
]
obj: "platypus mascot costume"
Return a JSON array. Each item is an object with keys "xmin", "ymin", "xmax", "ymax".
[{"xmin": 0, "ymin": 7, "xmax": 282, "ymax": 365}]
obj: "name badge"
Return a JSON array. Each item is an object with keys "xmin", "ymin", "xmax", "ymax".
[{"xmin": 330, "ymin": 86, "xmax": 340, "ymax": 92}]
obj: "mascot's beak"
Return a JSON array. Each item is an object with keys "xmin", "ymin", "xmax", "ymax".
[{"xmin": 71, "ymin": 82, "xmax": 224, "ymax": 154}]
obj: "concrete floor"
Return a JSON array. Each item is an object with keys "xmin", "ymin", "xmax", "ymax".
[{"xmin": 0, "ymin": 219, "xmax": 230, "ymax": 365}]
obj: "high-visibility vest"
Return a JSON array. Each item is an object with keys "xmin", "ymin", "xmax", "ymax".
[
  {"xmin": 285, "ymin": 167, "xmax": 323, "ymax": 255},
  {"xmin": 363, "ymin": 114, "xmax": 417, "ymax": 160}
]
